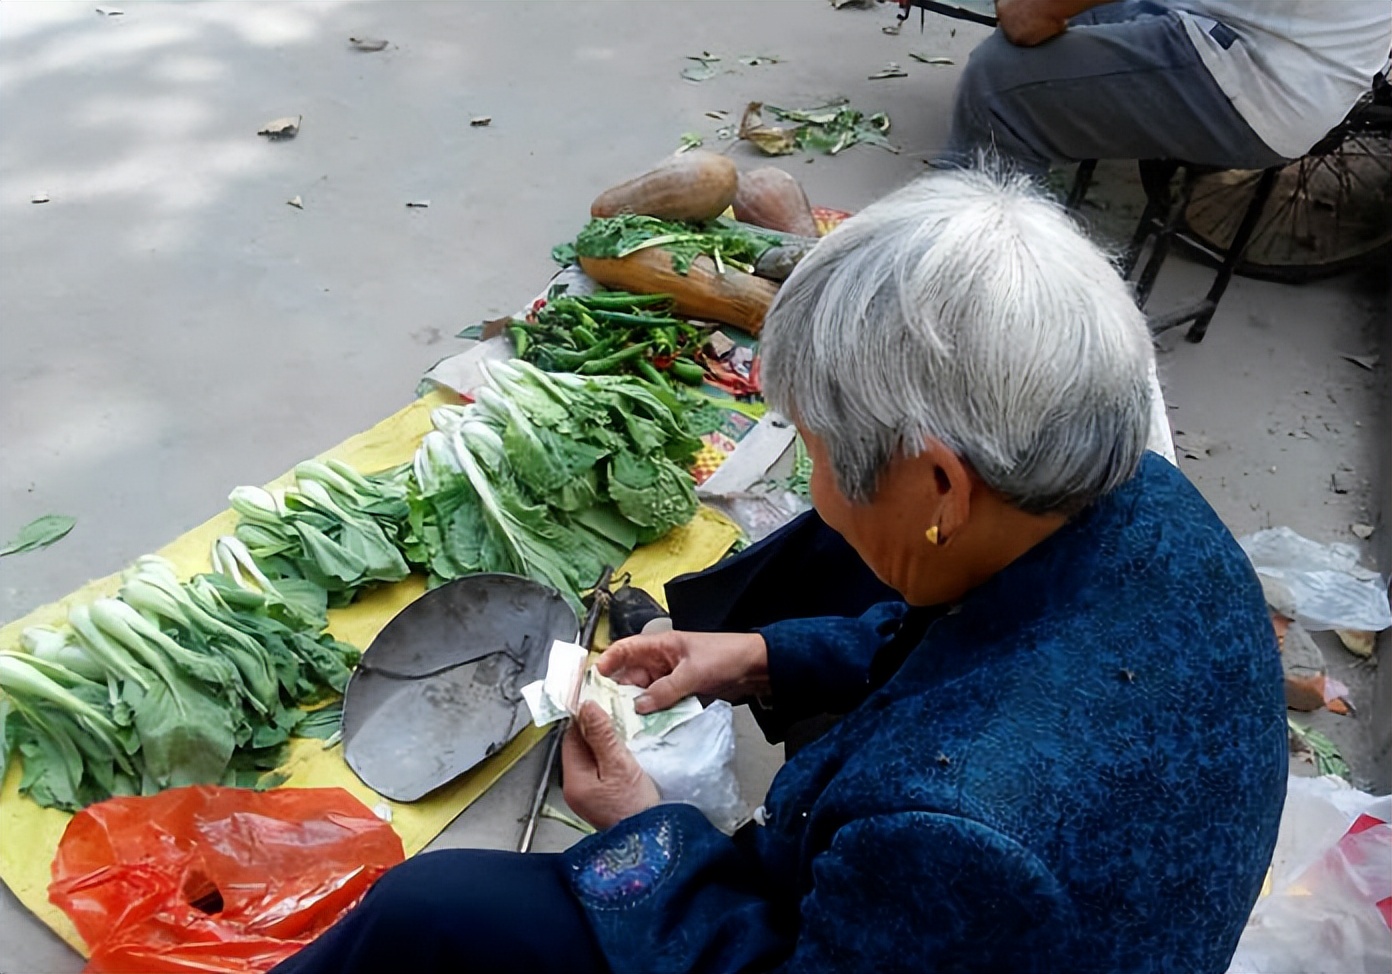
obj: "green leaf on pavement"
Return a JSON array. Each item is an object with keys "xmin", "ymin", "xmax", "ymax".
[{"xmin": 1, "ymin": 515, "xmax": 76, "ymax": 556}]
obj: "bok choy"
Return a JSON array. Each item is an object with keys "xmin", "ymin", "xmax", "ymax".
[
  {"xmin": 0, "ymin": 555, "xmax": 359, "ymax": 811},
  {"xmin": 406, "ymin": 360, "xmax": 701, "ymax": 606}
]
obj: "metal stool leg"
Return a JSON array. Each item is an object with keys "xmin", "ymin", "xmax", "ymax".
[
  {"xmin": 1123, "ymin": 160, "xmax": 1180, "ymax": 278},
  {"xmin": 1065, "ymin": 159, "xmax": 1097, "ymax": 212},
  {"xmin": 1132, "ymin": 165, "xmax": 1197, "ymax": 306},
  {"xmin": 1184, "ymin": 165, "xmax": 1280, "ymax": 343}
]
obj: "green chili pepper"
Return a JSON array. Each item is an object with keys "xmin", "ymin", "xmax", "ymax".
[
  {"xmin": 650, "ymin": 326, "xmax": 679, "ymax": 355},
  {"xmin": 544, "ymin": 297, "xmax": 587, "ymax": 315},
  {"xmin": 667, "ymin": 357, "xmax": 707, "ymax": 386},
  {"xmin": 577, "ymin": 342, "xmax": 653, "ymax": 374},
  {"xmin": 507, "ymin": 325, "xmax": 529, "ymax": 357},
  {"xmin": 576, "ymin": 291, "xmax": 674, "ymax": 311},
  {"xmin": 527, "ymin": 317, "xmax": 576, "ymax": 347},
  {"xmin": 581, "ymin": 308, "xmax": 688, "ymax": 328},
  {"xmin": 534, "ymin": 338, "xmax": 619, "ymax": 369},
  {"xmin": 635, "ymin": 357, "xmax": 671, "ymax": 391}
]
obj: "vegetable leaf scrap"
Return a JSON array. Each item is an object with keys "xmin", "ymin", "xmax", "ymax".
[
  {"xmin": 739, "ymin": 100, "xmax": 897, "ymax": 156},
  {"xmin": 1, "ymin": 515, "xmax": 76, "ymax": 556}
]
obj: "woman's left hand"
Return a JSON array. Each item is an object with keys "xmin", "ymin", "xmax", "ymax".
[{"xmin": 561, "ymin": 701, "xmax": 662, "ymax": 830}]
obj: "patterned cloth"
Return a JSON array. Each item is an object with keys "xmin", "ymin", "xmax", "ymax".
[
  {"xmin": 563, "ymin": 453, "xmax": 1287, "ymax": 973},
  {"xmin": 811, "ymin": 206, "xmax": 852, "ymax": 238},
  {"xmin": 689, "ymin": 436, "xmax": 738, "ymax": 486}
]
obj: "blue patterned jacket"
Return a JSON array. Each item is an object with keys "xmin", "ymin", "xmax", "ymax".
[{"xmin": 562, "ymin": 454, "xmax": 1287, "ymax": 973}]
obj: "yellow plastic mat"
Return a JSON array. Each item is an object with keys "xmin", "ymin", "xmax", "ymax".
[{"xmin": 0, "ymin": 392, "xmax": 740, "ymax": 955}]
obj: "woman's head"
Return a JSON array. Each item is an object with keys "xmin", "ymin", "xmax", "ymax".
[{"xmin": 761, "ymin": 168, "xmax": 1154, "ymax": 603}]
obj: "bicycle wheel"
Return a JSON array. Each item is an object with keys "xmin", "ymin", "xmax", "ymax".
[{"xmin": 1182, "ymin": 110, "xmax": 1392, "ymax": 283}]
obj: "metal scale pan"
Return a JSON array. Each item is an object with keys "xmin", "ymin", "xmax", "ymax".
[{"xmin": 342, "ymin": 574, "xmax": 578, "ymax": 802}]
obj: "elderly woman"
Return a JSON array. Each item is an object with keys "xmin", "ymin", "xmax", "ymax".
[{"xmin": 274, "ymin": 170, "xmax": 1285, "ymax": 974}]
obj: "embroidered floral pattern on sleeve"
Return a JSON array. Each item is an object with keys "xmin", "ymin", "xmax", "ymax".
[{"xmin": 572, "ymin": 814, "xmax": 680, "ymax": 910}]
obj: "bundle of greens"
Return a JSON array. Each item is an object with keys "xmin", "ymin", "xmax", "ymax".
[
  {"xmin": 506, "ymin": 289, "xmax": 708, "ymax": 389},
  {"xmin": 406, "ymin": 360, "xmax": 701, "ymax": 606},
  {"xmin": 0, "ymin": 553, "xmax": 358, "ymax": 811},
  {"xmin": 554, "ymin": 215, "xmax": 780, "ymax": 275},
  {"xmin": 229, "ymin": 459, "xmax": 412, "ymax": 608}
]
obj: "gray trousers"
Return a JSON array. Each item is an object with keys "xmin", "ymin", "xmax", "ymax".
[{"xmin": 942, "ymin": 0, "xmax": 1290, "ymax": 175}]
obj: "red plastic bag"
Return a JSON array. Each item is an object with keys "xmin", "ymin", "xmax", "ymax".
[{"xmin": 49, "ymin": 785, "xmax": 404, "ymax": 973}]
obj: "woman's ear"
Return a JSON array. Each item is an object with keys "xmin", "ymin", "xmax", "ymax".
[{"xmin": 918, "ymin": 436, "xmax": 973, "ymax": 543}]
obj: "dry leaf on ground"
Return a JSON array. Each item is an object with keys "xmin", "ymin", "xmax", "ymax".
[{"xmin": 258, "ymin": 115, "xmax": 301, "ymax": 139}]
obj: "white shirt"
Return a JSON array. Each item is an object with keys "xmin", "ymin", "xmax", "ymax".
[{"xmin": 1163, "ymin": 0, "xmax": 1392, "ymax": 158}]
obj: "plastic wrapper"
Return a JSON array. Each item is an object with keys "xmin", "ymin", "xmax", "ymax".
[
  {"xmin": 49, "ymin": 785, "xmax": 405, "ymax": 973},
  {"xmin": 631, "ymin": 700, "xmax": 746, "ymax": 833},
  {"xmin": 1239, "ymin": 527, "xmax": 1391, "ymax": 632},
  {"xmin": 1227, "ymin": 775, "xmax": 1391, "ymax": 974}
]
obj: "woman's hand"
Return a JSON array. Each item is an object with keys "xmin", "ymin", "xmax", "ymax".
[
  {"xmin": 597, "ymin": 630, "xmax": 770, "ymax": 714},
  {"xmin": 561, "ymin": 701, "xmax": 661, "ymax": 830}
]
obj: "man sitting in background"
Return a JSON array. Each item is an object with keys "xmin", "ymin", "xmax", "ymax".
[{"xmin": 939, "ymin": 0, "xmax": 1391, "ymax": 175}]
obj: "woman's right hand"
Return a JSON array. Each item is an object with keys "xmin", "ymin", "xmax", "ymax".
[{"xmin": 596, "ymin": 630, "xmax": 770, "ymax": 714}]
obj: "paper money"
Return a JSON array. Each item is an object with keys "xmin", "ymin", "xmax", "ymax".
[
  {"xmin": 520, "ymin": 679, "xmax": 567, "ymax": 726},
  {"xmin": 521, "ymin": 640, "xmax": 587, "ymax": 726},
  {"xmin": 521, "ymin": 639, "xmax": 703, "ymax": 742},
  {"xmin": 579, "ymin": 668, "xmax": 704, "ymax": 742},
  {"xmin": 542, "ymin": 640, "xmax": 587, "ymax": 715}
]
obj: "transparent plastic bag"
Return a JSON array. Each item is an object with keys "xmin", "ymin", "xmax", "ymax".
[
  {"xmin": 1239, "ymin": 527, "xmax": 1391, "ymax": 632},
  {"xmin": 630, "ymin": 700, "xmax": 746, "ymax": 833},
  {"xmin": 1226, "ymin": 775, "xmax": 1392, "ymax": 974},
  {"xmin": 49, "ymin": 785, "xmax": 405, "ymax": 973}
]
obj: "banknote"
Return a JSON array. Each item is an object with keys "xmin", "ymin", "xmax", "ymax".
[
  {"xmin": 521, "ymin": 639, "xmax": 703, "ymax": 742},
  {"xmin": 578, "ymin": 667, "xmax": 704, "ymax": 742},
  {"xmin": 521, "ymin": 639, "xmax": 586, "ymax": 726}
]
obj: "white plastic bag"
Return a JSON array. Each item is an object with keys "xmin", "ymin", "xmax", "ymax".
[
  {"xmin": 1226, "ymin": 775, "xmax": 1392, "ymax": 974},
  {"xmin": 1239, "ymin": 527, "xmax": 1391, "ymax": 632},
  {"xmin": 630, "ymin": 700, "xmax": 747, "ymax": 834}
]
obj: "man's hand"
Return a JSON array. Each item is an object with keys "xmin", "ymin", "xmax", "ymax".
[
  {"xmin": 597, "ymin": 630, "xmax": 770, "ymax": 715},
  {"xmin": 561, "ymin": 701, "xmax": 661, "ymax": 830},
  {"xmin": 997, "ymin": 0, "xmax": 1104, "ymax": 46}
]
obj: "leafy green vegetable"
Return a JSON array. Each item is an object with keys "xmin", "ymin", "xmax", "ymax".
[
  {"xmin": 1, "ymin": 514, "xmax": 76, "ymax": 556},
  {"xmin": 406, "ymin": 360, "xmax": 700, "ymax": 606},
  {"xmin": 294, "ymin": 700, "xmax": 344, "ymax": 741},
  {"xmin": 227, "ymin": 462, "xmax": 412, "ymax": 607},
  {"xmin": 0, "ymin": 554, "xmax": 360, "ymax": 812},
  {"xmin": 567, "ymin": 215, "xmax": 780, "ymax": 275}
]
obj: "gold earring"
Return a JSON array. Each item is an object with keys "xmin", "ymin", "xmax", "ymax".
[{"xmin": 925, "ymin": 526, "xmax": 940, "ymax": 546}]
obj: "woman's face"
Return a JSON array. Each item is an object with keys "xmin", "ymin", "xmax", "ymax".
[
  {"xmin": 802, "ymin": 430, "xmax": 942, "ymax": 604},
  {"xmin": 800, "ymin": 430, "xmax": 1068, "ymax": 607}
]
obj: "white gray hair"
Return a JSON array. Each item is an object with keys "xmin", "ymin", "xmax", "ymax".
[{"xmin": 761, "ymin": 168, "xmax": 1154, "ymax": 516}]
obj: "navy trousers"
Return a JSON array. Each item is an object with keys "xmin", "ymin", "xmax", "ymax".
[{"xmin": 270, "ymin": 850, "xmax": 609, "ymax": 974}]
